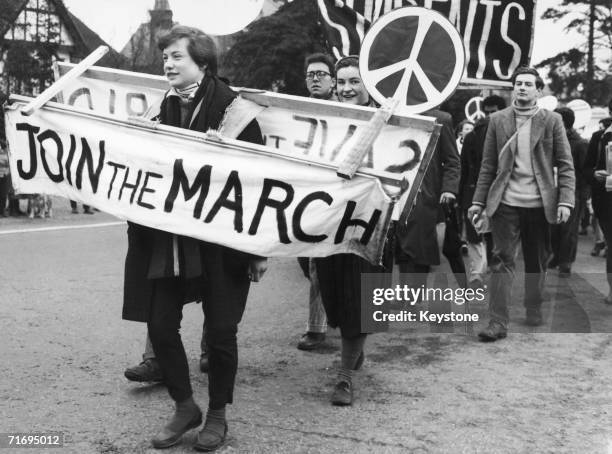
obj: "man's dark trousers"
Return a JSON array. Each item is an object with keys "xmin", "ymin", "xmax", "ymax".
[{"xmin": 488, "ymin": 203, "xmax": 551, "ymax": 327}]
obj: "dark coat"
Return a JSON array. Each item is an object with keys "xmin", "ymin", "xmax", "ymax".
[
  {"xmin": 566, "ymin": 128, "xmax": 589, "ymax": 201},
  {"xmin": 584, "ymin": 128, "xmax": 612, "ymax": 221},
  {"xmin": 459, "ymin": 117, "xmax": 489, "ymax": 210},
  {"xmin": 395, "ymin": 109, "xmax": 461, "ymax": 266},
  {"xmin": 122, "ymin": 76, "xmax": 264, "ymax": 322},
  {"xmin": 472, "ymin": 107, "xmax": 575, "ymax": 224}
]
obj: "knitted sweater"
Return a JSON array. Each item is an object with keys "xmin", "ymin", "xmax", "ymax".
[{"xmin": 501, "ymin": 102, "xmax": 542, "ymax": 207}]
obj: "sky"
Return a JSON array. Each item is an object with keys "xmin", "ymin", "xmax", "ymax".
[{"xmin": 62, "ymin": 0, "xmax": 584, "ymax": 64}]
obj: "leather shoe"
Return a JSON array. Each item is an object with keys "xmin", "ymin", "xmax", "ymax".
[
  {"xmin": 151, "ymin": 407, "xmax": 202, "ymax": 449},
  {"xmin": 297, "ymin": 332, "xmax": 325, "ymax": 351},
  {"xmin": 200, "ymin": 352, "xmax": 209, "ymax": 373},
  {"xmin": 558, "ymin": 266, "xmax": 571, "ymax": 278},
  {"xmin": 591, "ymin": 242, "xmax": 606, "ymax": 256},
  {"xmin": 194, "ymin": 422, "xmax": 228, "ymax": 452},
  {"xmin": 525, "ymin": 309, "xmax": 543, "ymax": 326},
  {"xmin": 478, "ymin": 321, "xmax": 507, "ymax": 342},
  {"xmin": 124, "ymin": 358, "xmax": 163, "ymax": 382},
  {"xmin": 331, "ymin": 380, "xmax": 353, "ymax": 406}
]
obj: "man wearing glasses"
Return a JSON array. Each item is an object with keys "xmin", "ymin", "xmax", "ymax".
[
  {"xmin": 304, "ymin": 53, "xmax": 336, "ymax": 100},
  {"xmin": 296, "ymin": 53, "xmax": 336, "ymax": 351}
]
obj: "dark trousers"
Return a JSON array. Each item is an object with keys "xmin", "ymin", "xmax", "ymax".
[
  {"xmin": 489, "ymin": 204, "xmax": 551, "ymax": 327},
  {"xmin": 396, "ymin": 225, "xmax": 467, "ymax": 289},
  {"xmin": 551, "ymin": 196, "xmax": 584, "ymax": 268},
  {"xmin": 148, "ymin": 276, "xmax": 248, "ymax": 408},
  {"xmin": 398, "ymin": 260, "xmax": 431, "ymax": 291},
  {"xmin": 580, "ymin": 201, "xmax": 590, "ymax": 230},
  {"xmin": 441, "ymin": 206, "xmax": 468, "ymax": 288},
  {"xmin": 484, "ymin": 232, "xmax": 493, "ymax": 263},
  {"xmin": 0, "ymin": 175, "xmax": 9, "ymax": 215},
  {"xmin": 596, "ymin": 216, "xmax": 612, "ymax": 289},
  {"xmin": 70, "ymin": 200, "xmax": 90, "ymax": 211}
]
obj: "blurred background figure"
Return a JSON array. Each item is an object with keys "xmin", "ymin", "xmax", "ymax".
[
  {"xmin": 455, "ymin": 119, "xmax": 474, "ymax": 154},
  {"xmin": 70, "ymin": 200, "xmax": 94, "ymax": 215},
  {"xmin": 549, "ymin": 107, "xmax": 589, "ymax": 277},
  {"xmin": 0, "ymin": 138, "xmax": 9, "ymax": 217},
  {"xmin": 583, "ymin": 98, "xmax": 612, "ymax": 304},
  {"xmin": 459, "ymin": 95, "xmax": 507, "ymax": 288}
]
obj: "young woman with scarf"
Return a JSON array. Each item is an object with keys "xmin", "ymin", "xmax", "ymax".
[
  {"xmin": 314, "ymin": 56, "xmax": 393, "ymax": 406},
  {"xmin": 121, "ymin": 25, "xmax": 267, "ymax": 451}
]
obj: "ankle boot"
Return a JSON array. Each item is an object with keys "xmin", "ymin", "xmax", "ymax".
[
  {"xmin": 151, "ymin": 397, "xmax": 202, "ymax": 449},
  {"xmin": 194, "ymin": 408, "xmax": 228, "ymax": 452}
]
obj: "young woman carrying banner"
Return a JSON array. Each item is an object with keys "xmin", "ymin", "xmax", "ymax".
[
  {"xmin": 314, "ymin": 55, "xmax": 393, "ymax": 406},
  {"xmin": 121, "ymin": 25, "xmax": 267, "ymax": 451}
]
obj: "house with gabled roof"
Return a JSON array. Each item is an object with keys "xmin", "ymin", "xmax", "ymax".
[{"xmin": 0, "ymin": 0, "xmax": 123, "ymax": 95}]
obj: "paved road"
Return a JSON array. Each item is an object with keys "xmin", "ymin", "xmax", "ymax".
[{"xmin": 1, "ymin": 203, "xmax": 612, "ymax": 453}]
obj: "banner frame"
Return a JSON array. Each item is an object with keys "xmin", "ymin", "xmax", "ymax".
[
  {"xmin": 52, "ymin": 64, "xmax": 442, "ymax": 221},
  {"xmin": 55, "ymin": 62, "xmax": 438, "ymax": 132},
  {"xmin": 7, "ymin": 94, "xmax": 407, "ymax": 190},
  {"xmin": 5, "ymin": 96, "xmax": 398, "ymax": 263}
]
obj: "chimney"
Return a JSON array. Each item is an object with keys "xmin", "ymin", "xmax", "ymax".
[
  {"xmin": 154, "ymin": 0, "xmax": 170, "ymax": 11},
  {"xmin": 150, "ymin": 0, "xmax": 173, "ymax": 31}
]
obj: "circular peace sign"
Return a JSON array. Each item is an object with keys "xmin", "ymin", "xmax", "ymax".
[
  {"xmin": 465, "ymin": 96, "xmax": 485, "ymax": 122},
  {"xmin": 359, "ymin": 7, "xmax": 465, "ymax": 115}
]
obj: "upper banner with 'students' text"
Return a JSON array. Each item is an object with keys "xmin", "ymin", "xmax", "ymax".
[
  {"xmin": 4, "ymin": 98, "xmax": 394, "ymax": 263},
  {"xmin": 317, "ymin": 0, "xmax": 535, "ymax": 86}
]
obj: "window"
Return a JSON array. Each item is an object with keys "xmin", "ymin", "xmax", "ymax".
[
  {"xmin": 47, "ymin": 14, "xmax": 61, "ymax": 43},
  {"xmin": 25, "ymin": 10, "xmax": 37, "ymax": 41},
  {"xmin": 7, "ymin": 1, "xmax": 63, "ymax": 44},
  {"xmin": 12, "ymin": 11, "xmax": 27, "ymax": 40}
]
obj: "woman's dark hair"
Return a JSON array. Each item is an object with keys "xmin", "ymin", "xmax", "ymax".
[
  {"xmin": 335, "ymin": 55, "xmax": 359, "ymax": 73},
  {"xmin": 158, "ymin": 25, "xmax": 218, "ymax": 76}
]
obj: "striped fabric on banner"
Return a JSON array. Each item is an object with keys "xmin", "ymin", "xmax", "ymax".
[{"xmin": 317, "ymin": 0, "xmax": 535, "ymax": 86}]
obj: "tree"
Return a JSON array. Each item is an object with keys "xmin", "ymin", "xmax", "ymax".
[
  {"xmin": 539, "ymin": 0, "xmax": 612, "ymax": 103},
  {"xmin": 122, "ymin": 26, "xmax": 164, "ymax": 75},
  {"xmin": 222, "ymin": 0, "xmax": 326, "ymax": 95},
  {"xmin": 537, "ymin": 48, "xmax": 612, "ymax": 104}
]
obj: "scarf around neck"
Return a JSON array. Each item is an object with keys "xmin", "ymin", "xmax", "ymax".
[
  {"xmin": 160, "ymin": 75, "xmax": 236, "ymax": 132},
  {"xmin": 512, "ymin": 99, "xmax": 539, "ymax": 116},
  {"xmin": 168, "ymin": 80, "xmax": 202, "ymax": 101}
]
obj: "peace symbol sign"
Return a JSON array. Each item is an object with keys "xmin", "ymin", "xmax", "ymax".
[
  {"xmin": 359, "ymin": 7, "xmax": 465, "ymax": 115},
  {"xmin": 465, "ymin": 96, "xmax": 485, "ymax": 122}
]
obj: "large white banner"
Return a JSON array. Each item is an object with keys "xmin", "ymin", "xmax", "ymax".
[
  {"xmin": 5, "ymin": 98, "xmax": 394, "ymax": 263},
  {"xmin": 55, "ymin": 63, "xmax": 440, "ymax": 216}
]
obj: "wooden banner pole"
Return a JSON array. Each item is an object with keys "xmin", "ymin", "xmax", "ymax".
[{"xmin": 20, "ymin": 46, "xmax": 109, "ymax": 116}]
